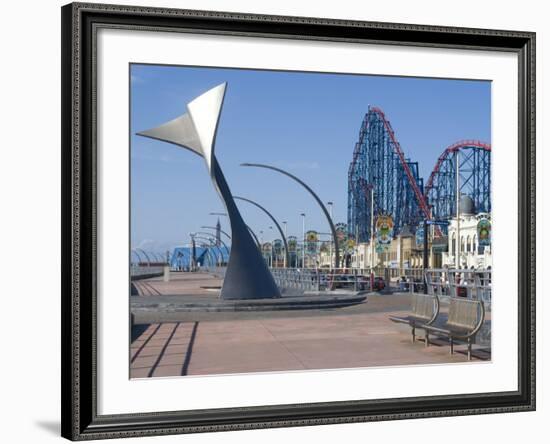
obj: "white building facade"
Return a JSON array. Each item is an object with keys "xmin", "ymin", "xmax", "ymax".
[{"xmin": 441, "ymin": 196, "xmax": 492, "ymax": 269}]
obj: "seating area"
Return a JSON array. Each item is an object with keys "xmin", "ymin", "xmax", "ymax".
[
  {"xmin": 389, "ymin": 294, "xmax": 440, "ymax": 343},
  {"xmin": 424, "ymin": 298, "xmax": 485, "ymax": 360},
  {"xmin": 389, "ymin": 293, "xmax": 486, "ymax": 361}
]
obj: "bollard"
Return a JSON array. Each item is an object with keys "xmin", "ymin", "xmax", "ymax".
[{"xmin": 163, "ymin": 265, "xmax": 170, "ymax": 282}]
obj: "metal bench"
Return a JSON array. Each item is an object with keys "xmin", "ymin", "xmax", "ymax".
[
  {"xmin": 423, "ymin": 297, "xmax": 485, "ymax": 360},
  {"xmin": 389, "ymin": 294, "xmax": 440, "ymax": 343}
]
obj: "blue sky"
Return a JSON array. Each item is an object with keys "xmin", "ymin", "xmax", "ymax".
[{"xmin": 130, "ymin": 64, "xmax": 490, "ymax": 253}]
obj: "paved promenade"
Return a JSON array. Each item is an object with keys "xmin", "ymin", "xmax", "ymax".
[{"xmin": 130, "ymin": 272, "xmax": 490, "ymax": 378}]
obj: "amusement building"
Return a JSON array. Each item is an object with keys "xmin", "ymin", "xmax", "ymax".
[{"xmin": 343, "ymin": 106, "xmax": 492, "ymax": 272}]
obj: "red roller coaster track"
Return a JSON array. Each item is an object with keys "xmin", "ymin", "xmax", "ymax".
[
  {"xmin": 369, "ymin": 107, "xmax": 432, "ymax": 219},
  {"xmin": 349, "ymin": 108, "xmax": 491, "ymax": 230},
  {"xmin": 424, "ymin": 140, "xmax": 492, "ymax": 196}
]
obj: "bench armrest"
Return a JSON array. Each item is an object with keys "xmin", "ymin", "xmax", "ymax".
[
  {"xmin": 467, "ymin": 300, "xmax": 486, "ymax": 338},
  {"xmin": 388, "ymin": 316, "xmax": 411, "ymax": 325},
  {"xmin": 427, "ymin": 294, "xmax": 441, "ymax": 325}
]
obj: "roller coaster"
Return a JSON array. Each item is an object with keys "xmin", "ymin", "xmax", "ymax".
[
  {"xmin": 424, "ymin": 140, "xmax": 491, "ymax": 221},
  {"xmin": 347, "ymin": 106, "xmax": 491, "ymax": 241}
]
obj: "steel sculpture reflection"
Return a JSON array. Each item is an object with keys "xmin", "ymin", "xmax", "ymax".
[{"xmin": 137, "ymin": 83, "xmax": 280, "ymax": 300}]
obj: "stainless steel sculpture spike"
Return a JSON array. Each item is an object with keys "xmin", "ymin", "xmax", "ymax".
[{"xmin": 137, "ymin": 83, "xmax": 281, "ymax": 300}]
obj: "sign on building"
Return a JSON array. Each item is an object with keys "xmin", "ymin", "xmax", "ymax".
[
  {"xmin": 375, "ymin": 215, "xmax": 394, "ymax": 251},
  {"xmin": 272, "ymin": 239, "xmax": 283, "ymax": 256},
  {"xmin": 287, "ymin": 236, "xmax": 297, "ymax": 252},
  {"xmin": 306, "ymin": 230, "xmax": 318, "ymax": 254},
  {"xmin": 477, "ymin": 218, "xmax": 491, "ymax": 247}
]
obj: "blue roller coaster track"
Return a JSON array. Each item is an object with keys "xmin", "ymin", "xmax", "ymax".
[
  {"xmin": 424, "ymin": 140, "xmax": 491, "ymax": 222},
  {"xmin": 347, "ymin": 106, "xmax": 491, "ymax": 242}
]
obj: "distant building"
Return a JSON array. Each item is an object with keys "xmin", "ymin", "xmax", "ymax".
[
  {"xmin": 349, "ymin": 231, "xmax": 425, "ymax": 270},
  {"xmin": 317, "ymin": 197, "xmax": 492, "ymax": 271},
  {"xmin": 317, "ymin": 225, "xmax": 427, "ymax": 270},
  {"xmin": 442, "ymin": 196, "xmax": 492, "ymax": 269}
]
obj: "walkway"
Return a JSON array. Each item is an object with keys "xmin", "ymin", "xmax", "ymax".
[{"xmin": 130, "ymin": 272, "xmax": 489, "ymax": 378}]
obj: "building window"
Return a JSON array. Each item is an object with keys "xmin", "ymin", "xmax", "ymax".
[
  {"xmin": 452, "ymin": 233, "xmax": 456, "ymax": 255},
  {"xmin": 467, "ymin": 235, "xmax": 471, "ymax": 252}
]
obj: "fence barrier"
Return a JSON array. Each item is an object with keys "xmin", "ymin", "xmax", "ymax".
[
  {"xmin": 155, "ymin": 262, "xmax": 491, "ymax": 305},
  {"xmin": 270, "ymin": 268, "xmax": 321, "ymax": 292},
  {"xmin": 425, "ymin": 269, "xmax": 491, "ymax": 308},
  {"xmin": 130, "ymin": 265, "xmax": 165, "ymax": 280}
]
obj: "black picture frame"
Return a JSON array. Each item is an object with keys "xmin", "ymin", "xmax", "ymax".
[{"xmin": 61, "ymin": 2, "xmax": 536, "ymax": 440}]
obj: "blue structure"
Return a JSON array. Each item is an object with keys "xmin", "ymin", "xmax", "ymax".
[
  {"xmin": 171, "ymin": 246, "xmax": 230, "ymax": 270},
  {"xmin": 425, "ymin": 141, "xmax": 491, "ymax": 223},
  {"xmin": 347, "ymin": 107, "xmax": 492, "ymax": 242},
  {"xmin": 347, "ymin": 106, "xmax": 431, "ymax": 243}
]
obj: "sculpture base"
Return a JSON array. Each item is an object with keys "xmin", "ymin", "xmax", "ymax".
[{"xmin": 131, "ymin": 292, "xmax": 366, "ymax": 321}]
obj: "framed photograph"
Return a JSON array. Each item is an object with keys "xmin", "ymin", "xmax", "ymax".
[{"xmin": 61, "ymin": 2, "xmax": 535, "ymax": 440}]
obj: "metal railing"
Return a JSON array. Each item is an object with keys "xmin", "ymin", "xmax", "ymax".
[
  {"xmin": 158, "ymin": 261, "xmax": 491, "ymax": 303},
  {"xmin": 379, "ymin": 267, "xmax": 424, "ymax": 281},
  {"xmin": 395, "ymin": 275, "xmax": 425, "ymax": 293},
  {"xmin": 271, "ymin": 268, "xmax": 321, "ymax": 292},
  {"xmin": 425, "ymin": 269, "xmax": 491, "ymax": 308},
  {"xmin": 130, "ymin": 265, "xmax": 165, "ymax": 279},
  {"xmin": 270, "ymin": 268, "xmax": 374, "ymax": 293}
]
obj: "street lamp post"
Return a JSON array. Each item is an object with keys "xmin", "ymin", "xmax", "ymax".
[
  {"xmin": 301, "ymin": 213, "xmax": 306, "ymax": 269},
  {"xmin": 422, "ymin": 204, "xmax": 435, "ymax": 294},
  {"xmin": 282, "ymin": 221, "xmax": 287, "ymax": 268},
  {"xmin": 370, "ymin": 187, "xmax": 375, "ymax": 288},
  {"xmin": 190, "ymin": 233, "xmax": 196, "ymax": 271},
  {"xmin": 455, "ymin": 151, "xmax": 461, "ymax": 269},
  {"xmin": 259, "ymin": 230, "xmax": 267, "ymax": 264},
  {"xmin": 268, "ymin": 226, "xmax": 274, "ymax": 267},
  {"xmin": 327, "ymin": 201, "xmax": 333, "ymax": 270}
]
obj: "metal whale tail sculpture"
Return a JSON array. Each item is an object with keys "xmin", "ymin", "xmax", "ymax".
[{"xmin": 137, "ymin": 83, "xmax": 281, "ymax": 300}]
